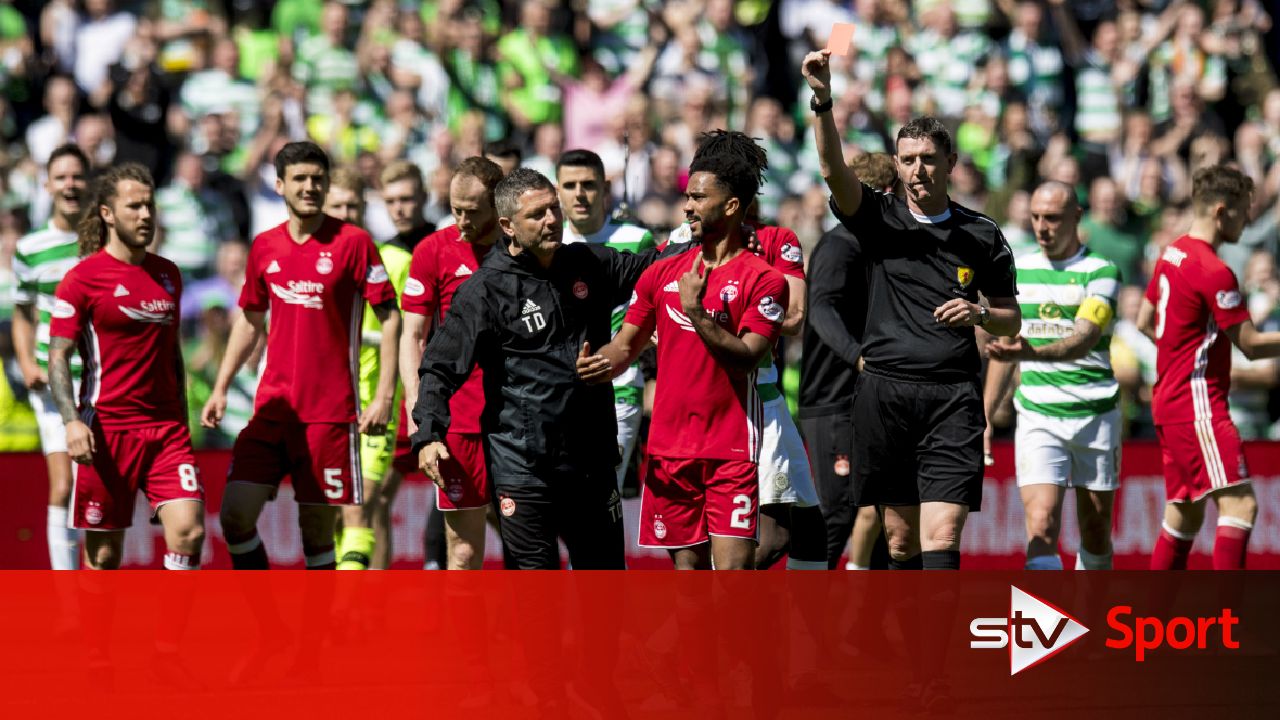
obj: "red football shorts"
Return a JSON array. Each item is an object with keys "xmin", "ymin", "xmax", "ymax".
[
  {"xmin": 435, "ymin": 432, "xmax": 489, "ymax": 511},
  {"xmin": 227, "ymin": 417, "xmax": 361, "ymax": 505},
  {"xmin": 639, "ymin": 456, "xmax": 759, "ymax": 548},
  {"xmin": 1157, "ymin": 417, "xmax": 1251, "ymax": 503},
  {"xmin": 71, "ymin": 419, "xmax": 204, "ymax": 530}
]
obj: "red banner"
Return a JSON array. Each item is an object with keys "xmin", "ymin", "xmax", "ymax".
[
  {"xmin": 0, "ymin": 572, "xmax": 1275, "ymax": 717},
  {"xmin": 3, "ymin": 442, "xmax": 1280, "ymax": 569}
]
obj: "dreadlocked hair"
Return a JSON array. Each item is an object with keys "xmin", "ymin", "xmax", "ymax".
[
  {"xmin": 690, "ymin": 130, "xmax": 767, "ymax": 206},
  {"xmin": 77, "ymin": 163, "xmax": 154, "ymax": 257}
]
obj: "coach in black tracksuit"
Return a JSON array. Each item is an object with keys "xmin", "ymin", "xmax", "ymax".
[
  {"xmin": 799, "ymin": 224, "xmax": 872, "ymax": 568},
  {"xmin": 410, "ymin": 168, "xmax": 664, "ymax": 569}
]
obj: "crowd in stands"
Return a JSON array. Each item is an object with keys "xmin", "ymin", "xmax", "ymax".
[{"xmin": 0, "ymin": 0, "xmax": 1277, "ymax": 451}]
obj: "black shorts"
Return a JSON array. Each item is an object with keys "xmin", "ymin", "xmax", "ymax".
[
  {"xmin": 493, "ymin": 466, "xmax": 626, "ymax": 570},
  {"xmin": 851, "ymin": 371, "xmax": 984, "ymax": 511}
]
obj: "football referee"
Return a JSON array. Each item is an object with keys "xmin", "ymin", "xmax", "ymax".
[{"xmin": 802, "ymin": 50, "xmax": 1021, "ymax": 570}]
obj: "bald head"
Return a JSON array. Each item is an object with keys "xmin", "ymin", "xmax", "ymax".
[{"xmin": 1029, "ymin": 181, "xmax": 1082, "ymax": 260}]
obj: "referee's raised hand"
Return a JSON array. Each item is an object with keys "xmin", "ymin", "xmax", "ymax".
[{"xmin": 801, "ymin": 49, "xmax": 833, "ymax": 98}]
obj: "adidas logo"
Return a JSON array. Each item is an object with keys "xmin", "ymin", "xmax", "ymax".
[
  {"xmin": 455, "ymin": 264, "xmax": 473, "ymax": 277},
  {"xmin": 113, "ymin": 284, "xmax": 129, "ymax": 297},
  {"xmin": 266, "ymin": 260, "xmax": 281, "ymax": 274},
  {"xmin": 663, "ymin": 280, "xmax": 679, "ymax": 292},
  {"xmin": 521, "ymin": 299, "xmax": 541, "ymax": 315}
]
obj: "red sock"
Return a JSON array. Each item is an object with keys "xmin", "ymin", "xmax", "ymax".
[
  {"xmin": 1212, "ymin": 521, "xmax": 1252, "ymax": 570},
  {"xmin": 1151, "ymin": 525, "xmax": 1194, "ymax": 570}
]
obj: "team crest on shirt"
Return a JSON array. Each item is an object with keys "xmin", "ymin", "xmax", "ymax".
[
  {"xmin": 500, "ymin": 496, "xmax": 516, "ymax": 517},
  {"xmin": 367, "ymin": 264, "xmax": 388, "ymax": 283},
  {"xmin": 316, "ymin": 252, "xmax": 334, "ymax": 275},
  {"xmin": 758, "ymin": 296, "xmax": 784, "ymax": 323},
  {"xmin": 719, "ymin": 281, "xmax": 740, "ymax": 303},
  {"xmin": 781, "ymin": 243, "xmax": 802, "ymax": 263},
  {"xmin": 834, "ymin": 454, "xmax": 851, "ymax": 477},
  {"xmin": 1216, "ymin": 290, "xmax": 1242, "ymax": 309},
  {"xmin": 52, "ymin": 298, "xmax": 76, "ymax": 319},
  {"xmin": 573, "ymin": 280, "xmax": 589, "ymax": 299},
  {"xmin": 404, "ymin": 278, "xmax": 425, "ymax": 297},
  {"xmin": 653, "ymin": 516, "xmax": 668, "ymax": 540},
  {"xmin": 773, "ymin": 473, "xmax": 790, "ymax": 492},
  {"xmin": 1038, "ymin": 303, "xmax": 1064, "ymax": 321},
  {"xmin": 85, "ymin": 502, "xmax": 103, "ymax": 526},
  {"xmin": 957, "ymin": 266, "xmax": 974, "ymax": 288}
]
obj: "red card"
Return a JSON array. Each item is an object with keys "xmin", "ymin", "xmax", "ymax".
[{"xmin": 827, "ymin": 22, "xmax": 856, "ymax": 55}]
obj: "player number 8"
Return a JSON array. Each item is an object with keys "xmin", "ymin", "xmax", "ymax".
[
  {"xmin": 178, "ymin": 464, "xmax": 200, "ymax": 492},
  {"xmin": 730, "ymin": 494, "xmax": 753, "ymax": 529}
]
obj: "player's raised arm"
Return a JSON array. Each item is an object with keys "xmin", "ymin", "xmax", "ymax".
[
  {"xmin": 802, "ymin": 49, "xmax": 863, "ymax": 217},
  {"xmin": 201, "ymin": 309, "xmax": 266, "ymax": 428}
]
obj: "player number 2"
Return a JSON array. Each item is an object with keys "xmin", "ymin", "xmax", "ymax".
[
  {"xmin": 1154, "ymin": 274, "xmax": 1170, "ymax": 340},
  {"xmin": 730, "ymin": 495, "xmax": 753, "ymax": 529},
  {"xmin": 177, "ymin": 464, "xmax": 200, "ymax": 492},
  {"xmin": 324, "ymin": 468, "xmax": 344, "ymax": 499}
]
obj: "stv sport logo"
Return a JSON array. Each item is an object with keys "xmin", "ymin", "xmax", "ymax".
[{"xmin": 969, "ymin": 586, "xmax": 1088, "ymax": 675}]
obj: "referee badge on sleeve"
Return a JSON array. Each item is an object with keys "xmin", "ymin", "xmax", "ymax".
[{"xmin": 957, "ymin": 266, "xmax": 974, "ymax": 288}]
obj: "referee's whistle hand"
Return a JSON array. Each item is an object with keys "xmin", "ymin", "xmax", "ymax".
[
  {"xmin": 419, "ymin": 442, "xmax": 450, "ymax": 489},
  {"xmin": 934, "ymin": 298, "xmax": 980, "ymax": 327}
]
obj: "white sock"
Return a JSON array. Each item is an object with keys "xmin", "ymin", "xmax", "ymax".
[
  {"xmin": 1025, "ymin": 554, "xmax": 1063, "ymax": 570},
  {"xmin": 1075, "ymin": 547, "xmax": 1113, "ymax": 570},
  {"xmin": 47, "ymin": 506, "xmax": 80, "ymax": 570},
  {"xmin": 786, "ymin": 558, "xmax": 827, "ymax": 570},
  {"xmin": 846, "ymin": 561, "xmax": 870, "ymax": 570}
]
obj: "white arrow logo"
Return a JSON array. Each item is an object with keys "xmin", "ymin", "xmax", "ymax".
[{"xmin": 1008, "ymin": 586, "xmax": 1089, "ymax": 675}]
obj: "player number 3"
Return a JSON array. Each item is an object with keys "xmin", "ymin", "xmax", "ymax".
[
  {"xmin": 730, "ymin": 494, "xmax": 753, "ymax": 529},
  {"xmin": 1154, "ymin": 275, "xmax": 1170, "ymax": 340},
  {"xmin": 178, "ymin": 464, "xmax": 200, "ymax": 492}
]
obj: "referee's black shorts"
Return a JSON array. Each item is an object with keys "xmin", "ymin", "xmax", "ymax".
[
  {"xmin": 852, "ymin": 370, "xmax": 984, "ymax": 511},
  {"xmin": 493, "ymin": 465, "xmax": 626, "ymax": 570}
]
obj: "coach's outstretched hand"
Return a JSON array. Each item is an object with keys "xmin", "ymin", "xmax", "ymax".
[
  {"xmin": 801, "ymin": 49, "xmax": 833, "ymax": 99},
  {"xmin": 419, "ymin": 441, "xmax": 450, "ymax": 490},
  {"xmin": 986, "ymin": 335, "xmax": 1029, "ymax": 360},
  {"xmin": 200, "ymin": 391, "xmax": 226, "ymax": 428},
  {"xmin": 576, "ymin": 341, "xmax": 613, "ymax": 385}
]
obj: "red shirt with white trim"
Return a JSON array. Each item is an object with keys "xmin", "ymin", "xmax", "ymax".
[
  {"xmin": 625, "ymin": 250, "xmax": 788, "ymax": 460},
  {"xmin": 401, "ymin": 225, "xmax": 491, "ymax": 434},
  {"xmin": 49, "ymin": 251, "xmax": 184, "ymax": 429},
  {"xmin": 240, "ymin": 216, "xmax": 395, "ymax": 423},
  {"xmin": 754, "ymin": 225, "xmax": 805, "ymax": 280},
  {"xmin": 1144, "ymin": 234, "xmax": 1250, "ymax": 425}
]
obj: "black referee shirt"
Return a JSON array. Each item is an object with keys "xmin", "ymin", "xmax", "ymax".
[
  {"xmin": 830, "ymin": 186, "xmax": 1016, "ymax": 380},
  {"xmin": 799, "ymin": 224, "xmax": 867, "ymax": 418}
]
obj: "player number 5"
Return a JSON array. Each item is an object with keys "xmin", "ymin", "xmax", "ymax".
[
  {"xmin": 178, "ymin": 464, "xmax": 200, "ymax": 492},
  {"xmin": 730, "ymin": 494, "xmax": 753, "ymax": 529},
  {"xmin": 324, "ymin": 468, "xmax": 344, "ymax": 499}
]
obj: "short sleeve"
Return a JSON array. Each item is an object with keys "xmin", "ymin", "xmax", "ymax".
[
  {"xmin": 11, "ymin": 250, "xmax": 33, "ymax": 305},
  {"xmin": 1085, "ymin": 263, "xmax": 1122, "ymax": 307},
  {"xmin": 238, "ymin": 240, "xmax": 268, "ymax": 312},
  {"xmin": 763, "ymin": 227, "xmax": 805, "ymax": 280},
  {"xmin": 623, "ymin": 264, "xmax": 659, "ymax": 335},
  {"xmin": 1202, "ymin": 265, "xmax": 1250, "ymax": 330},
  {"xmin": 355, "ymin": 232, "xmax": 395, "ymax": 305},
  {"xmin": 740, "ymin": 268, "xmax": 789, "ymax": 342},
  {"xmin": 401, "ymin": 241, "xmax": 438, "ymax": 316},
  {"xmin": 977, "ymin": 229, "xmax": 1017, "ymax": 298},
  {"xmin": 48, "ymin": 270, "xmax": 86, "ymax": 341}
]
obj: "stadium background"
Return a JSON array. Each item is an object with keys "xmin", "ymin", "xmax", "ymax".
[{"xmin": 0, "ymin": 0, "xmax": 1277, "ymax": 566}]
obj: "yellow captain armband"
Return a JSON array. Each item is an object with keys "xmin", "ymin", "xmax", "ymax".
[{"xmin": 1078, "ymin": 296, "xmax": 1114, "ymax": 328}]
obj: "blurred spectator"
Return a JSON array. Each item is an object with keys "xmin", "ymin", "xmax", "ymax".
[
  {"xmin": 182, "ymin": 239, "xmax": 248, "ymax": 325},
  {"xmin": 908, "ymin": 4, "xmax": 991, "ymax": 119},
  {"xmin": 443, "ymin": 11, "xmax": 506, "ymax": 143},
  {"xmin": 497, "ymin": 0, "xmax": 578, "ymax": 132},
  {"xmin": 293, "ymin": 1, "xmax": 359, "ymax": 117},
  {"xmin": 156, "ymin": 150, "xmax": 238, "ymax": 279},
  {"xmin": 1003, "ymin": 0, "xmax": 1065, "ymax": 136},
  {"xmin": 562, "ymin": 30, "xmax": 660, "ymax": 152},
  {"xmin": 1230, "ymin": 248, "xmax": 1280, "ymax": 439},
  {"xmin": 180, "ymin": 36, "xmax": 260, "ymax": 141},
  {"xmin": 484, "ymin": 138, "xmax": 522, "ymax": 178},
  {"xmin": 639, "ymin": 144, "xmax": 682, "ymax": 209},
  {"xmin": 1080, "ymin": 176, "xmax": 1151, "ymax": 286},
  {"xmin": 25, "ymin": 76, "xmax": 78, "ymax": 169},
  {"xmin": 524, "ymin": 122, "xmax": 564, "ymax": 182},
  {"xmin": 73, "ymin": 0, "xmax": 138, "ymax": 98},
  {"xmin": 307, "ymin": 85, "xmax": 380, "ymax": 163},
  {"xmin": 105, "ymin": 27, "xmax": 173, "ymax": 182}
]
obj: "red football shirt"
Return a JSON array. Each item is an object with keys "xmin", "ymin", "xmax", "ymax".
[
  {"xmin": 1145, "ymin": 235, "xmax": 1250, "ymax": 425},
  {"xmin": 50, "ymin": 251, "xmax": 185, "ymax": 429},
  {"xmin": 625, "ymin": 250, "xmax": 789, "ymax": 460},
  {"xmin": 754, "ymin": 225, "xmax": 805, "ymax": 280},
  {"xmin": 240, "ymin": 216, "xmax": 395, "ymax": 423},
  {"xmin": 401, "ymin": 225, "xmax": 491, "ymax": 434}
]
